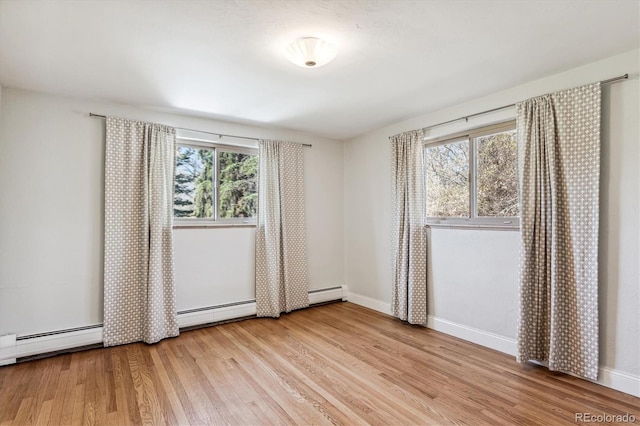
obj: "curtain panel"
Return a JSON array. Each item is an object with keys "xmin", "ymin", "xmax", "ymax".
[
  {"xmin": 103, "ymin": 117, "xmax": 179, "ymax": 347},
  {"xmin": 516, "ymin": 83, "xmax": 601, "ymax": 380},
  {"xmin": 255, "ymin": 140, "xmax": 309, "ymax": 317},
  {"xmin": 391, "ymin": 130, "xmax": 427, "ymax": 325}
]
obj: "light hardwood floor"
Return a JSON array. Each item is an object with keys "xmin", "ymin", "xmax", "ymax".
[{"xmin": 1, "ymin": 302, "xmax": 638, "ymax": 425}]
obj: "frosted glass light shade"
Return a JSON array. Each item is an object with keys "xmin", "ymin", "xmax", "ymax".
[{"xmin": 284, "ymin": 37, "xmax": 337, "ymax": 68}]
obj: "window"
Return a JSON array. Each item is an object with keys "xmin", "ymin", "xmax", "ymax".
[
  {"xmin": 424, "ymin": 121, "xmax": 519, "ymax": 228},
  {"xmin": 174, "ymin": 141, "xmax": 258, "ymax": 225}
]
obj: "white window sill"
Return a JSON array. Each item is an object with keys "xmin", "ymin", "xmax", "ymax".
[
  {"xmin": 426, "ymin": 223, "xmax": 519, "ymax": 231},
  {"xmin": 173, "ymin": 222, "xmax": 256, "ymax": 229}
]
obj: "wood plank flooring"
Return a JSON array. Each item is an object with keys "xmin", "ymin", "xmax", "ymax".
[{"xmin": 1, "ymin": 302, "xmax": 638, "ymax": 425}]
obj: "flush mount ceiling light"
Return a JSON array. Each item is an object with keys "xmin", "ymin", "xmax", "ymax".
[{"xmin": 284, "ymin": 37, "xmax": 337, "ymax": 68}]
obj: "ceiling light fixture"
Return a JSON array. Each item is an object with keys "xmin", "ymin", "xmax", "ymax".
[{"xmin": 284, "ymin": 37, "xmax": 337, "ymax": 68}]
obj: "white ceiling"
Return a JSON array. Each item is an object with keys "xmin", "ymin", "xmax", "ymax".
[{"xmin": 0, "ymin": 0, "xmax": 638, "ymax": 139}]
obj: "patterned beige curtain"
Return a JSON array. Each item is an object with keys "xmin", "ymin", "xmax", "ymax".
[
  {"xmin": 103, "ymin": 117, "xmax": 179, "ymax": 347},
  {"xmin": 255, "ymin": 140, "xmax": 309, "ymax": 317},
  {"xmin": 391, "ymin": 130, "xmax": 427, "ymax": 325},
  {"xmin": 517, "ymin": 83, "xmax": 601, "ymax": 380}
]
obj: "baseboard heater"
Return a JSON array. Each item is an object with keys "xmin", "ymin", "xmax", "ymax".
[{"xmin": 0, "ymin": 285, "xmax": 348, "ymax": 365}]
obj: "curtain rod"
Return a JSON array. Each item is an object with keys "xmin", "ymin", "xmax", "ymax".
[
  {"xmin": 420, "ymin": 73, "xmax": 629, "ymax": 132},
  {"xmin": 88, "ymin": 113, "xmax": 312, "ymax": 147}
]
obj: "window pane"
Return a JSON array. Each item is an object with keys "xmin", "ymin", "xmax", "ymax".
[
  {"xmin": 174, "ymin": 146, "xmax": 214, "ymax": 218},
  {"xmin": 425, "ymin": 139, "xmax": 469, "ymax": 217},
  {"xmin": 476, "ymin": 130, "xmax": 519, "ymax": 217},
  {"xmin": 218, "ymin": 151, "xmax": 258, "ymax": 219}
]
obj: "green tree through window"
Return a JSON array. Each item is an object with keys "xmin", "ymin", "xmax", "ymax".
[
  {"xmin": 218, "ymin": 151, "xmax": 257, "ymax": 218},
  {"xmin": 173, "ymin": 144, "xmax": 257, "ymax": 222},
  {"xmin": 193, "ymin": 149, "xmax": 214, "ymax": 218}
]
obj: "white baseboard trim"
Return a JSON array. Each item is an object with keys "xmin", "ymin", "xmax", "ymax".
[
  {"xmin": 346, "ymin": 292, "xmax": 391, "ymax": 314},
  {"xmin": 346, "ymin": 291, "xmax": 640, "ymax": 397},
  {"xmin": 0, "ymin": 286, "xmax": 346, "ymax": 366},
  {"xmin": 426, "ymin": 315, "xmax": 517, "ymax": 356},
  {"xmin": 344, "ymin": 291, "xmax": 516, "ymax": 355},
  {"xmin": 598, "ymin": 366, "xmax": 640, "ymax": 398}
]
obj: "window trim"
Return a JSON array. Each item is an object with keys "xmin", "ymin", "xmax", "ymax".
[
  {"xmin": 173, "ymin": 139, "xmax": 258, "ymax": 227},
  {"xmin": 423, "ymin": 120, "xmax": 519, "ymax": 229}
]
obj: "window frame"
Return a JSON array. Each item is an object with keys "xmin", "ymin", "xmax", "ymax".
[
  {"xmin": 423, "ymin": 120, "xmax": 519, "ymax": 230},
  {"xmin": 173, "ymin": 139, "xmax": 258, "ymax": 227}
]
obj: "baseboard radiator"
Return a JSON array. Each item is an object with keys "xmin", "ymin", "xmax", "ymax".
[{"xmin": 0, "ymin": 285, "xmax": 348, "ymax": 366}]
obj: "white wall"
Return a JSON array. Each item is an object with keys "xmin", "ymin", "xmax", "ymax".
[
  {"xmin": 0, "ymin": 88, "xmax": 344, "ymax": 335},
  {"xmin": 344, "ymin": 49, "xmax": 639, "ymax": 376}
]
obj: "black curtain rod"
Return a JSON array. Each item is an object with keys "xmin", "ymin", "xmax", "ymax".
[
  {"xmin": 417, "ymin": 73, "xmax": 629, "ymax": 133},
  {"xmin": 88, "ymin": 113, "xmax": 312, "ymax": 147}
]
